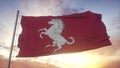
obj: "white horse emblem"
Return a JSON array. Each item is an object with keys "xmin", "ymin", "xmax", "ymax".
[{"xmin": 38, "ymin": 19, "xmax": 75, "ymax": 53}]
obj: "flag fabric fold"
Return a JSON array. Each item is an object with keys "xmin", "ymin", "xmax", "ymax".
[{"xmin": 17, "ymin": 11, "xmax": 111, "ymax": 57}]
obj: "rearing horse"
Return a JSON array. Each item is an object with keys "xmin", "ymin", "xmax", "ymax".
[{"xmin": 38, "ymin": 19, "xmax": 75, "ymax": 53}]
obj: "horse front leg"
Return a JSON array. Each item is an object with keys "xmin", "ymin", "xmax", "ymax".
[
  {"xmin": 38, "ymin": 28, "xmax": 47, "ymax": 32},
  {"xmin": 40, "ymin": 32, "xmax": 47, "ymax": 39}
]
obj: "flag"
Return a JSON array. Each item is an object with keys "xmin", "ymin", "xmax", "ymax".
[{"xmin": 17, "ymin": 11, "xmax": 111, "ymax": 57}]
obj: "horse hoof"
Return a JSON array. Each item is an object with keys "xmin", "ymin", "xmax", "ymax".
[
  {"xmin": 45, "ymin": 46, "xmax": 48, "ymax": 48},
  {"xmin": 40, "ymin": 36, "xmax": 43, "ymax": 39},
  {"xmin": 53, "ymin": 49, "xmax": 58, "ymax": 53},
  {"xmin": 45, "ymin": 45, "xmax": 50, "ymax": 48}
]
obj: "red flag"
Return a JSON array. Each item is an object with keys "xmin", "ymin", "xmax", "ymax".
[{"xmin": 17, "ymin": 11, "xmax": 111, "ymax": 57}]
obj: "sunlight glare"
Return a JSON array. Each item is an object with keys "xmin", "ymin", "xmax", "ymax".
[
  {"xmin": 0, "ymin": 49, "xmax": 9, "ymax": 58},
  {"xmin": 37, "ymin": 52, "xmax": 101, "ymax": 68}
]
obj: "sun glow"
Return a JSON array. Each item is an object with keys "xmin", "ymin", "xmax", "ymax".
[
  {"xmin": 0, "ymin": 49, "xmax": 9, "ymax": 58},
  {"xmin": 33, "ymin": 52, "xmax": 101, "ymax": 68}
]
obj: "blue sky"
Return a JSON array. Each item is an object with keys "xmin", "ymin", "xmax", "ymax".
[
  {"xmin": 0, "ymin": 0, "xmax": 120, "ymax": 68},
  {"xmin": 0, "ymin": 0, "xmax": 119, "ymax": 46},
  {"xmin": 0, "ymin": 0, "xmax": 120, "ymax": 53}
]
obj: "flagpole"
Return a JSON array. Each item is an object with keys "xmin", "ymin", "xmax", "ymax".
[{"xmin": 7, "ymin": 10, "xmax": 20, "ymax": 68}]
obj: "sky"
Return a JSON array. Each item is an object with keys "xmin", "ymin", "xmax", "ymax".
[{"xmin": 0, "ymin": 0, "xmax": 120, "ymax": 68}]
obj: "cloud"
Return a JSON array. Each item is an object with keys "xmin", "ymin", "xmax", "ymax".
[
  {"xmin": 0, "ymin": 37, "xmax": 120, "ymax": 68},
  {"xmin": 19, "ymin": 0, "xmax": 84, "ymax": 16},
  {"xmin": 112, "ymin": 16, "xmax": 120, "ymax": 29},
  {"xmin": 0, "ymin": 55, "xmax": 58, "ymax": 68},
  {"xmin": 1, "ymin": 52, "xmax": 120, "ymax": 68},
  {"xmin": 0, "ymin": 41, "xmax": 9, "ymax": 49},
  {"xmin": 0, "ymin": 21, "xmax": 6, "ymax": 33},
  {"xmin": 109, "ymin": 16, "xmax": 120, "ymax": 38},
  {"xmin": 0, "ymin": 0, "xmax": 119, "ymax": 68},
  {"xmin": 101, "ymin": 60, "xmax": 120, "ymax": 68},
  {"xmin": 20, "ymin": 0, "xmax": 62, "ymax": 16}
]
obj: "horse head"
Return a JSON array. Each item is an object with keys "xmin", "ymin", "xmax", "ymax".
[
  {"xmin": 48, "ymin": 19, "xmax": 56, "ymax": 25},
  {"xmin": 48, "ymin": 18, "xmax": 64, "ymax": 33}
]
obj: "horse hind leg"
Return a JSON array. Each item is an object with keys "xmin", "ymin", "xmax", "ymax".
[
  {"xmin": 45, "ymin": 41, "xmax": 56, "ymax": 48},
  {"xmin": 53, "ymin": 44, "xmax": 62, "ymax": 53}
]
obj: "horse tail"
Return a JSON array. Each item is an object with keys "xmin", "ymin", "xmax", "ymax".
[{"xmin": 66, "ymin": 37, "xmax": 75, "ymax": 45}]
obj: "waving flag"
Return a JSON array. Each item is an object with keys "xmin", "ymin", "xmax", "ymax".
[{"xmin": 17, "ymin": 11, "xmax": 111, "ymax": 57}]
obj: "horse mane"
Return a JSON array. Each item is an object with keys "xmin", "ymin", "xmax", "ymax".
[{"xmin": 53, "ymin": 19, "xmax": 64, "ymax": 33}]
